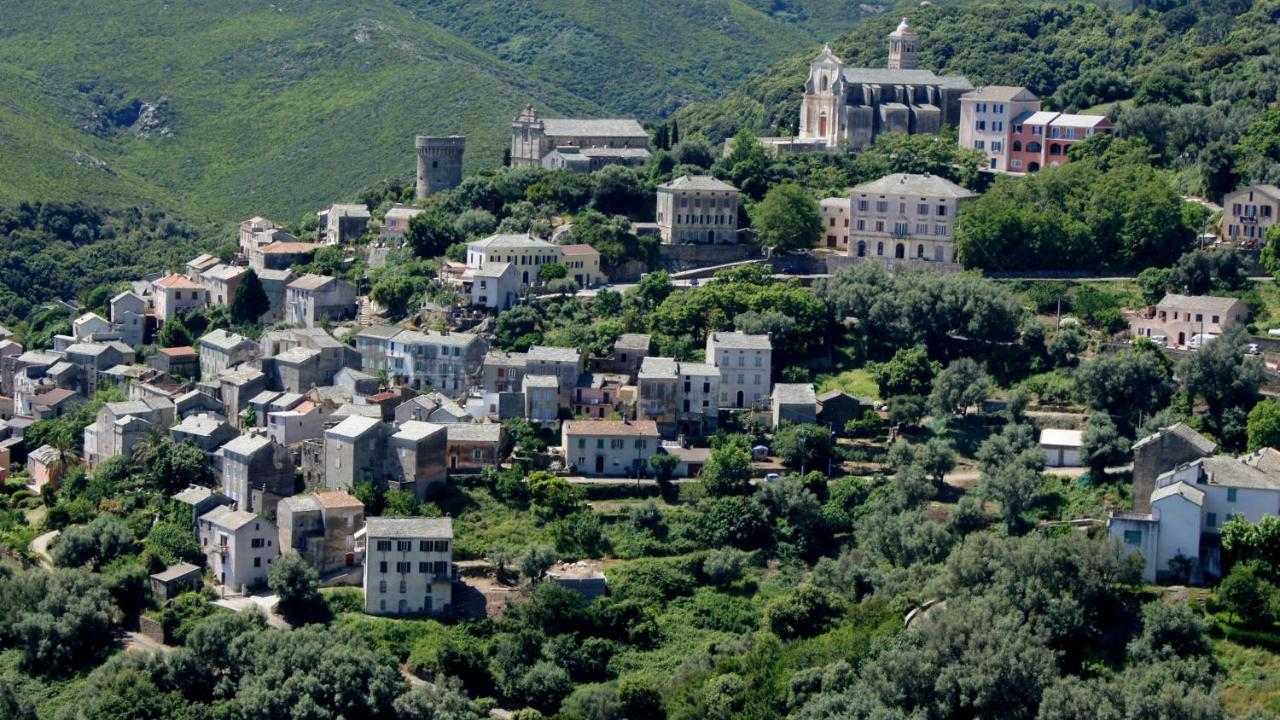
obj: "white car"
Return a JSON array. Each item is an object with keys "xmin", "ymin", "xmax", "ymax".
[
  {"xmin": 1187, "ymin": 334, "xmax": 1218, "ymax": 350},
  {"xmin": 1247, "ymin": 343, "xmax": 1262, "ymax": 356}
]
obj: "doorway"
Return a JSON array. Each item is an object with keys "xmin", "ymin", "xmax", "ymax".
[{"xmin": 595, "ymin": 456, "xmax": 605, "ymax": 474}]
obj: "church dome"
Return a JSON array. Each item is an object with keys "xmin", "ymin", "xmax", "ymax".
[{"xmin": 890, "ymin": 17, "xmax": 916, "ymax": 36}]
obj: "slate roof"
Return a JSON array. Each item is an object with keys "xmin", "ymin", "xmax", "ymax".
[
  {"xmin": 366, "ymin": 516, "xmax": 453, "ymax": 539},
  {"xmin": 445, "ymin": 423, "xmax": 504, "ymax": 443},
  {"xmin": 469, "ymin": 233, "xmax": 557, "ymax": 250},
  {"xmin": 1155, "ymin": 294, "xmax": 1245, "ymax": 314},
  {"xmin": 541, "ymin": 117, "xmax": 647, "ymax": 138},
  {"xmin": 660, "ymin": 175, "xmax": 738, "ymax": 192},
  {"xmin": 708, "ymin": 332, "xmax": 772, "ymax": 350},
  {"xmin": 563, "ymin": 420, "xmax": 660, "ymax": 437},
  {"xmin": 962, "ymin": 85, "xmax": 1038, "ymax": 102},
  {"xmin": 773, "ymin": 383, "xmax": 817, "ymax": 406},
  {"xmin": 853, "ymin": 173, "xmax": 976, "ymax": 199},
  {"xmin": 1132, "ymin": 422, "xmax": 1216, "ymax": 454}
]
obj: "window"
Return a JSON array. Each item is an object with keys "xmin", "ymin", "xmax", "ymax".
[
  {"xmin": 399, "ymin": 580, "xmax": 407, "ymax": 593},
  {"xmin": 1227, "ymin": 488, "xmax": 1238, "ymax": 502},
  {"xmin": 1195, "ymin": 314, "xmax": 1203, "ymax": 322},
  {"xmin": 577, "ymin": 438, "xmax": 586, "ymax": 449},
  {"xmin": 254, "ymin": 557, "xmax": 261, "ymax": 567},
  {"xmin": 937, "ymin": 205, "xmax": 947, "ymax": 217},
  {"xmin": 1123, "ymin": 530, "xmax": 1142, "ymax": 546},
  {"xmin": 1207, "ymin": 513, "xmax": 1218, "ymax": 528},
  {"xmin": 975, "ymin": 121, "xmax": 986, "ymax": 131},
  {"xmin": 1212, "ymin": 315, "xmax": 1220, "ymax": 324},
  {"xmin": 611, "ymin": 439, "xmax": 624, "ymax": 450},
  {"xmin": 935, "ymin": 225, "xmax": 947, "ymax": 236},
  {"xmin": 419, "ymin": 541, "xmax": 430, "ymax": 552},
  {"xmin": 858, "ymin": 199, "xmax": 868, "ymax": 211},
  {"xmin": 437, "ymin": 541, "xmax": 450, "ymax": 552},
  {"xmin": 396, "ymin": 540, "xmax": 411, "ymax": 552},
  {"xmin": 917, "ymin": 203, "xmax": 929, "ymax": 215},
  {"xmin": 993, "ymin": 121, "xmax": 1004, "ymax": 132},
  {"xmin": 597, "ymin": 439, "xmax": 604, "ymax": 449},
  {"xmin": 396, "ymin": 561, "xmax": 411, "ymax": 573},
  {"xmin": 992, "ymin": 141, "xmax": 1003, "ymax": 152},
  {"xmin": 379, "ymin": 580, "xmax": 387, "ymax": 593},
  {"xmin": 379, "ymin": 561, "xmax": 388, "ymax": 573},
  {"xmin": 875, "ymin": 221, "xmax": 884, "ymax": 232},
  {"xmin": 251, "ymin": 538, "xmax": 265, "ymax": 548},
  {"xmin": 635, "ymin": 439, "xmax": 648, "ymax": 449},
  {"xmin": 876, "ymin": 201, "xmax": 888, "ymax": 213}
]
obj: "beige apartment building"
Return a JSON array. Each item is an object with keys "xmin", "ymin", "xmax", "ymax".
[
  {"xmin": 819, "ymin": 197, "xmax": 850, "ymax": 251},
  {"xmin": 848, "ymin": 173, "xmax": 975, "ymax": 268},
  {"xmin": 1130, "ymin": 294, "xmax": 1250, "ymax": 348},
  {"xmin": 656, "ymin": 175, "xmax": 740, "ymax": 245},
  {"xmin": 1222, "ymin": 185, "xmax": 1280, "ymax": 248},
  {"xmin": 958, "ymin": 86, "xmax": 1041, "ymax": 172},
  {"xmin": 465, "ymin": 233, "xmax": 562, "ymax": 288},
  {"xmin": 706, "ymin": 331, "xmax": 772, "ymax": 409}
]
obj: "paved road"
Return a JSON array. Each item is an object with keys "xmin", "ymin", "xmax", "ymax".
[{"xmin": 29, "ymin": 530, "xmax": 59, "ymax": 568}]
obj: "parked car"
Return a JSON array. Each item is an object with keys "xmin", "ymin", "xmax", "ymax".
[
  {"xmin": 1247, "ymin": 343, "xmax": 1261, "ymax": 355},
  {"xmin": 1188, "ymin": 333, "xmax": 1218, "ymax": 350}
]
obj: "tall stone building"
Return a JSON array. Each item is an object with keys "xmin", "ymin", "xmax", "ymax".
[
  {"xmin": 793, "ymin": 19, "xmax": 971, "ymax": 151},
  {"xmin": 415, "ymin": 136, "xmax": 465, "ymax": 200},
  {"xmin": 510, "ymin": 105, "xmax": 650, "ymax": 169}
]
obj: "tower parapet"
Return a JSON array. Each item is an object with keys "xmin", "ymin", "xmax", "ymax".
[{"xmin": 415, "ymin": 136, "xmax": 465, "ymax": 200}]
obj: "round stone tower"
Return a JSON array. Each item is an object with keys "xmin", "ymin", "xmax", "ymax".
[{"xmin": 415, "ymin": 135, "xmax": 465, "ymax": 200}]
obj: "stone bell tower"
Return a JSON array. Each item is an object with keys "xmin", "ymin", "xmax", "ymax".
[
  {"xmin": 415, "ymin": 135, "xmax": 465, "ymax": 200},
  {"xmin": 887, "ymin": 17, "xmax": 919, "ymax": 70}
]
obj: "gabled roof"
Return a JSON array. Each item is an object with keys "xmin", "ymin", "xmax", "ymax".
[
  {"xmin": 559, "ymin": 244, "xmax": 599, "ymax": 257},
  {"xmin": 154, "ymin": 274, "xmax": 202, "ymax": 290},
  {"xmin": 1151, "ymin": 481, "xmax": 1204, "ymax": 506},
  {"xmin": 325, "ymin": 415, "xmax": 382, "ymax": 440},
  {"xmin": 219, "ymin": 433, "xmax": 272, "ymax": 457},
  {"xmin": 540, "ymin": 117, "xmax": 647, "ymax": 138},
  {"xmin": 708, "ymin": 331, "xmax": 772, "ymax": 350},
  {"xmin": 200, "ymin": 329, "xmax": 252, "ymax": 352},
  {"xmin": 469, "ymin": 233, "xmax": 557, "ymax": 251},
  {"xmin": 1039, "ymin": 428, "xmax": 1084, "ymax": 448},
  {"xmin": 962, "ymin": 85, "xmax": 1039, "ymax": 102},
  {"xmin": 639, "ymin": 356, "xmax": 678, "ymax": 379},
  {"xmin": 773, "ymin": 383, "xmax": 817, "ymax": 406},
  {"xmin": 289, "ymin": 274, "xmax": 338, "ymax": 291},
  {"xmin": 563, "ymin": 419, "xmax": 659, "ymax": 437},
  {"xmin": 528, "ymin": 345, "xmax": 581, "ymax": 364},
  {"xmin": 1155, "ymin": 294, "xmax": 1245, "ymax": 314},
  {"xmin": 199, "ymin": 505, "xmax": 262, "ymax": 531},
  {"xmin": 445, "ymin": 423, "xmax": 503, "ymax": 443},
  {"xmin": 1132, "ymin": 422, "xmax": 1216, "ymax": 455}
]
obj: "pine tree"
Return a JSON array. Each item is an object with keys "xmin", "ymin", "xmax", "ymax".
[
  {"xmin": 669, "ymin": 119, "xmax": 680, "ymax": 146},
  {"xmin": 229, "ymin": 268, "xmax": 270, "ymax": 324}
]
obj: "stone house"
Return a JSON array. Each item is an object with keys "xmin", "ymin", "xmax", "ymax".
[
  {"xmin": 1110, "ymin": 450, "xmax": 1280, "ymax": 583},
  {"xmin": 445, "ymin": 423, "xmax": 507, "ymax": 473},
  {"xmin": 26, "ymin": 444, "xmax": 62, "ymax": 492},
  {"xmin": 510, "ymin": 106, "xmax": 649, "ymax": 168},
  {"xmin": 355, "ymin": 326, "xmax": 485, "ymax": 397},
  {"xmin": 285, "ymin": 274, "xmax": 358, "ymax": 328},
  {"xmin": 109, "ymin": 291, "xmax": 148, "ymax": 347},
  {"xmin": 149, "ymin": 346, "xmax": 199, "ymax": 379},
  {"xmin": 256, "ymin": 268, "xmax": 297, "ymax": 323},
  {"xmin": 277, "ymin": 490, "xmax": 364, "ymax": 575},
  {"xmin": 482, "ymin": 351, "xmax": 527, "ymax": 394},
  {"xmin": 218, "ymin": 433, "xmax": 296, "ymax": 516},
  {"xmin": 819, "ymin": 197, "xmax": 851, "ymax": 251},
  {"xmin": 218, "ymin": 367, "xmax": 268, "ymax": 427},
  {"xmin": 606, "ymin": 334, "xmax": 650, "ymax": 379},
  {"xmin": 250, "ymin": 241, "xmax": 318, "ymax": 273},
  {"xmin": 324, "ymin": 204, "xmax": 371, "ymax": 244},
  {"xmin": 149, "ymin": 563, "xmax": 203, "ymax": 603},
  {"xmin": 361, "ymin": 517, "xmax": 455, "ymax": 616},
  {"xmin": 382, "ymin": 204, "xmax": 423, "ymax": 241},
  {"xmin": 526, "ymin": 345, "xmax": 582, "ymax": 405},
  {"xmin": 395, "ymin": 393, "xmax": 472, "ymax": 425},
  {"xmin": 84, "ymin": 398, "xmax": 175, "ymax": 466},
  {"xmin": 72, "ymin": 312, "xmax": 112, "ymax": 342},
  {"xmin": 387, "ymin": 421, "xmax": 449, "ymax": 501},
  {"xmin": 200, "ymin": 264, "xmax": 247, "ymax": 307},
  {"xmin": 171, "ymin": 413, "xmax": 238, "ymax": 453},
  {"xmin": 267, "ymin": 399, "xmax": 327, "ymax": 446},
  {"xmin": 199, "ymin": 329, "xmax": 256, "ymax": 381},
  {"xmin": 772, "ymin": 383, "xmax": 818, "ymax": 428},
  {"xmin": 1130, "ymin": 423, "xmax": 1216, "ymax": 514}
]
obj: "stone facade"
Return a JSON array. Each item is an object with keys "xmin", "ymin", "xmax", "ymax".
[
  {"xmin": 847, "ymin": 173, "xmax": 974, "ymax": 269},
  {"xmin": 415, "ymin": 136, "xmax": 465, "ymax": 200},
  {"xmin": 510, "ymin": 105, "xmax": 650, "ymax": 169},
  {"xmin": 1130, "ymin": 423, "xmax": 1216, "ymax": 514},
  {"xmin": 656, "ymin": 175, "xmax": 740, "ymax": 245}
]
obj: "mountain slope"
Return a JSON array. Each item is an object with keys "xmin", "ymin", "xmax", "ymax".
[{"xmin": 0, "ymin": 0, "xmax": 885, "ymax": 222}]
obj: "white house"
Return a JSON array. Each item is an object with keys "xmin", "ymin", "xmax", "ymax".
[
  {"xmin": 562, "ymin": 419, "xmax": 660, "ymax": 477},
  {"xmin": 361, "ymin": 517, "xmax": 455, "ymax": 616},
  {"xmin": 706, "ymin": 332, "xmax": 772, "ymax": 409},
  {"xmin": 198, "ymin": 505, "xmax": 279, "ymax": 593},
  {"xmin": 1109, "ymin": 450, "xmax": 1280, "ymax": 583},
  {"xmin": 1040, "ymin": 428, "xmax": 1083, "ymax": 468}
]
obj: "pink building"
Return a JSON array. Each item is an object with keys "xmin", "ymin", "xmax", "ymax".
[
  {"xmin": 151, "ymin": 274, "xmax": 208, "ymax": 323},
  {"xmin": 1007, "ymin": 111, "xmax": 1114, "ymax": 172}
]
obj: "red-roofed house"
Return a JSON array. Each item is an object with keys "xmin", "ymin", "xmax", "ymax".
[
  {"xmin": 560, "ymin": 244, "xmax": 606, "ymax": 287},
  {"xmin": 250, "ymin": 241, "xmax": 321, "ymax": 272},
  {"xmin": 152, "ymin": 274, "xmax": 208, "ymax": 322},
  {"xmin": 562, "ymin": 419, "xmax": 660, "ymax": 477}
]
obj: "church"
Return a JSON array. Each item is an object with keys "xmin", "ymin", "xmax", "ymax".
[{"xmin": 793, "ymin": 19, "xmax": 971, "ymax": 151}]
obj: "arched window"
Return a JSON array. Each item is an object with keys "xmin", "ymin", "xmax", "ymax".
[
  {"xmin": 1049, "ymin": 143, "xmax": 1062, "ymax": 156},
  {"xmin": 1027, "ymin": 141, "xmax": 1042, "ymax": 153},
  {"xmin": 895, "ymin": 243, "xmax": 905, "ymax": 259},
  {"xmin": 876, "ymin": 241, "xmax": 884, "ymax": 256},
  {"xmin": 916, "ymin": 244, "xmax": 925, "ymax": 258},
  {"xmin": 1012, "ymin": 140, "xmax": 1022, "ymax": 152},
  {"xmin": 820, "ymin": 75, "xmax": 828, "ymax": 92},
  {"xmin": 857, "ymin": 241, "xmax": 866, "ymax": 257}
]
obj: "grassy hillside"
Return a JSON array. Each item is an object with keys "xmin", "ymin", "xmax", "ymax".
[{"xmin": 0, "ymin": 0, "xmax": 891, "ymax": 222}]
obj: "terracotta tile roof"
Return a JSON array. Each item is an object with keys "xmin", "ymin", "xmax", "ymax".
[
  {"xmin": 314, "ymin": 490, "xmax": 363, "ymax": 510},
  {"xmin": 563, "ymin": 419, "xmax": 659, "ymax": 437},
  {"xmin": 260, "ymin": 241, "xmax": 320, "ymax": 254},
  {"xmin": 158, "ymin": 346, "xmax": 197, "ymax": 357},
  {"xmin": 154, "ymin": 274, "xmax": 202, "ymax": 290},
  {"xmin": 560, "ymin": 244, "xmax": 599, "ymax": 256}
]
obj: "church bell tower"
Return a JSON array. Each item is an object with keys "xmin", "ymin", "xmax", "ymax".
[{"xmin": 887, "ymin": 18, "xmax": 918, "ymax": 70}]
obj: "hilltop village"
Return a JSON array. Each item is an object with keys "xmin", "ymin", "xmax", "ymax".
[{"xmin": 6, "ymin": 8, "xmax": 1280, "ymax": 720}]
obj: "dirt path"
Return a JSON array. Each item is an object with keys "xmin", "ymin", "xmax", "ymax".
[{"xmin": 29, "ymin": 530, "xmax": 59, "ymax": 568}]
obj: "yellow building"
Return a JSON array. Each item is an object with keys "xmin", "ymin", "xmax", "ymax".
[
  {"xmin": 560, "ymin": 244, "xmax": 607, "ymax": 287},
  {"xmin": 466, "ymin": 233, "xmax": 562, "ymax": 288}
]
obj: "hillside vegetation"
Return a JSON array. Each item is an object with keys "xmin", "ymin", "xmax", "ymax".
[
  {"xmin": 0, "ymin": 0, "xmax": 893, "ymax": 222},
  {"xmin": 675, "ymin": 0, "xmax": 1275, "ymax": 142}
]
